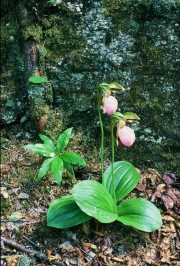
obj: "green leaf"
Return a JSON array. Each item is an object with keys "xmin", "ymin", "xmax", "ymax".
[
  {"xmin": 29, "ymin": 76, "xmax": 48, "ymax": 83},
  {"xmin": 37, "ymin": 158, "xmax": 54, "ymax": 181},
  {"xmin": 56, "ymin": 128, "xmax": 73, "ymax": 153},
  {"xmin": 104, "ymin": 161, "xmax": 140, "ymax": 202},
  {"xmin": 71, "ymin": 180, "xmax": 118, "ymax": 223},
  {"xmin": 51, "ymin": 156, "xmax": 63, "ymax": 186},
  {"xmin": 47, "ymin": 195, "xmax": 92, "ymax": 229},
  {"xmin": 107, "ymin": 82, "xmax": 125, "ymax": 91},
  {"xmin": 117, "ymin": 198, "xmax": 162, "ymax": 232},
  {"xmin": 38, "ymin": 134, "xmax": 56, "ymax": 151},
  {"xmin": 122, "ymin": 112, "xmax": 140, "ymax": 120},
  {"xmin": 22, "ymin": 143, "xmax": 55, "ymax": 157},
  {"xmin": 60, "ymin": 152, "xmax": 87, "ymax": 166},
  {"xmin": 63, "ymin": 161, "xmax": 74, "ymax": 176},
  {"xmin": 7, "ymin": 212, "xmax": 24, "ymax": 221}
]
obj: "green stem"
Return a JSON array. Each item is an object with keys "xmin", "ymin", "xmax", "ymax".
[
  {"xmin": 111, "ymin": 129, "xmax": 116, "ymax": 203},
  {"xmin": 97, "ymin": 100, "xmax": 104, "ymax": 185}
]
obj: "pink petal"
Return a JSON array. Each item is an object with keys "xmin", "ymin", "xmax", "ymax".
[
  {"xmin": 103, "ymin": 96, "xmax": 118, "ymax": 115},
  {"xmin": 118, "ymin": 126, "xmax": 135, "ymax": 147}
]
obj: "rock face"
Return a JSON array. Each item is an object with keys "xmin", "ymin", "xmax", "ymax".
[{"xmin": 1, "ymin": 0, "xmax": 180, "ymax": 172}]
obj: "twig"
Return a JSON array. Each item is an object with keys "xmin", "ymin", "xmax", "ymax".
[
  {"xmin": 60, "ymin": 232, "xmax": 103, "ymax": 265},
  {"xmin": 22, "ymin": 236, "xmax": 40, "ymax": 249},
  {"xmin": 1, "ymin": 236, "xmax": 47, "ymax": 261}
]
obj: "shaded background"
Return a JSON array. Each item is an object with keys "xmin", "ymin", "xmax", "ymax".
[{"xmin": 1, "ymin": 0, "xmax": 180, "ymax": 172}]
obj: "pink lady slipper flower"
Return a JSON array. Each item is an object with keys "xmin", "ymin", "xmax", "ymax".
[
  {"xmin": 102, "ymin": 95, "xmax": 118, "ymax": 115},
  {"xmin": 117, "ymin": 125, "xmax": 135, "ymax": 147}
]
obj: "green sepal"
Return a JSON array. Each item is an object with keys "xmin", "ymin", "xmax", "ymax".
[
  {"xmin": 117, "ymin": 198, "xmax": 162, "ymax": 232},
  {"xmin": 110, "ymin": 112, "xmax": 124, "ymax": 119},
  {"xmin": 97, "ymin": 83, "xmax": 109, "ymax": 92},
  {"xmin": 107, "ymin": 82, "xmax": 125, "ymax": 91},
  {"xmin": 109, "ymin": 114, "xmax": 123, "ymax": 132},
  {"xmin": 47, "ymin": 195, "xmax": 92, "ymax": 229},
  {"xmin": 122, "ymin": 112, "xmax": 140, "ymax": 120}
]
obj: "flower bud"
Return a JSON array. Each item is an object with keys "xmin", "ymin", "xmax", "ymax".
[
  {"xmin": 102, "ymin": 95, "xmax": 118, "ymax": 115},
  {"xmin": 118, "ymin": 126, "xmax": 135, "ymax": 147}
]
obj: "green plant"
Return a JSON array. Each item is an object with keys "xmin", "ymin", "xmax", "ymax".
[
  {"xmin": 22, "ymin": 128, "xmax": 87, "ymax": 186},
  {"xmin": 47, "ymin": 82, "xmax": 162, "ymax": 232},
  {"xmin": 28, "ymin": 76, "xmax": 48, "ymax": 83}
]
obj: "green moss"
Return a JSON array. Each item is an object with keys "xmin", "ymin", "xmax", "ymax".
[
  {"xmin": 1, "ymin": 30, "xmax": 11, "ymax": 63},
  {"xmin": 1, "ymin": 199, "xmax": 12, "ymax": 215},
  {"xmin": 22, "ymin": 24, "xmax": 43, "ymax": 42}
]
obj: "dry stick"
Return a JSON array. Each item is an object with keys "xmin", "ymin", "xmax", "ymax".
[
  {"xmin": 1, "ymin": 236, "xmax": 47, "ymax": 261},
  {"xmin": 61, "ymin": 233, "xmax": 103, "ymax": 266},
  {"xmin": 22, "ymin": 236, "xmax": 40, "ymax": 249}
]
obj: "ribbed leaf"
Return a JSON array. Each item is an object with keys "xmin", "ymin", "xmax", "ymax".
[
  {"xmin": 37, "ymin": 158, "xmax": 54, "ymax": 180},
  {"xmin": 47, "ymin": 196, "xmax": 92, "ymax": 228},
  {"xmin": 117, "ymin": 198, "xmax": 162, "ymax": 232},
  {"xmin": 22, "ymin": 144, "xmax": 55, "ymax": 157},
  {"xmin": 60, "ymin": 152, "xmax": 87, "ymax": 166},
  {"xmin": 71, "ymin": 180, "xmax": 118, "ymax": 223},
  {"xmin": 56, "ymin": 128, "xmax": 73, "ymax": 153},
  {"xmin": 104, "ymin": 161, "xmax": 140, "ymax": 202},
  {"xmin": 51, "ymin": 156, "xmax": 63, "ymax": 186}
]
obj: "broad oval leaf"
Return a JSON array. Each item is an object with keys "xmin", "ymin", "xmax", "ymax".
[
  {"xmin": 71, "ymin": 180, "xmax": 118, "ymax": 223},
  {"xmin": 60, "ymin": 152, "xmax": 87, "ymax": 166},
  {"xmin": 117, "ymin": 198, "xmax": 162, "ymax": 232},
  {"xmin": 37, "ymin": 157, "xmax": 54, "ymax": 181},
  {"xmin": 38, "ymin": 134, "xmax": 56, "ymax": 151},
  {"xmin": 51, "ymin": 156, "xmax": 63, "ymax": 187},
  {"xmin": 29, "ymin": 76, "xmax": 48, "ymax": 83},
  {"xmin": 47, "ymin": 195, "xmax": 92, "ymax": 229},
  {"xmin": 22, "ymin": 143, "xmax": 55, "ymax": 157},
  {"xmin": 104, "ymin": 161, "xmax": 140, "ymax": 202},
  {"xmin": 56, "ymin": 128, "xmax": 73, "ymax": 153}
]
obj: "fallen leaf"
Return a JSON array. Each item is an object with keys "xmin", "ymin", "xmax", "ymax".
[
  {"xmin": 0, "ymin": 187, "xmax": 9, "ymax": 199},
  {"xmin": 7, "ymin": 212, "xmax": 24, "ymax": 221},
  {"xmin": 18, "ymin": 192, "xmax": 29, "ymax": 199},
  {"xmin": 144, "ymin": 248, "xmax": 157, "ymax": 264},
  {"xmin": 175, "ymin": 236, "xmax": 180, "ymax": 250},
  {"xmin": 6, "ymin": 256, "xmax": 17, "ymax": 266},
  {"xmin": 163, "ymin": 173, "xmax": 176, "ymax": 186}
]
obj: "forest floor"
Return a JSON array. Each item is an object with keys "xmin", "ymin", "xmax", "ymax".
[{"xmin": 0, "ymin": 125, "xmax": 180, "ymax": 266}]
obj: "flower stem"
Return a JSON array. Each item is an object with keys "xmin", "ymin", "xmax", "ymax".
[
  {"xmin": 111, "ymin": 129, "xmax": 116, "ymax": 203},
  {"xmin": 97, "ymin": 100, "xmax": 104, "ymax": 185}
]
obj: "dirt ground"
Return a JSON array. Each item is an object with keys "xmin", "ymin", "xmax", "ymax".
[{"xmin": 0, "ymin": 125, "xmax": 180, "ymax": 266}]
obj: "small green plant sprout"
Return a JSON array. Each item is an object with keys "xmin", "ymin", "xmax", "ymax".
[
  {"xmin": 22, "ymin": 128, "xmax": 87, "ymax": 186},
  {"xmin": 28, "ymin": 76, "xmax": 48, "ymax": 83},
  {"xmin": 47, "ymin": 82, "xmax": 162, "ymax": 232}
]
